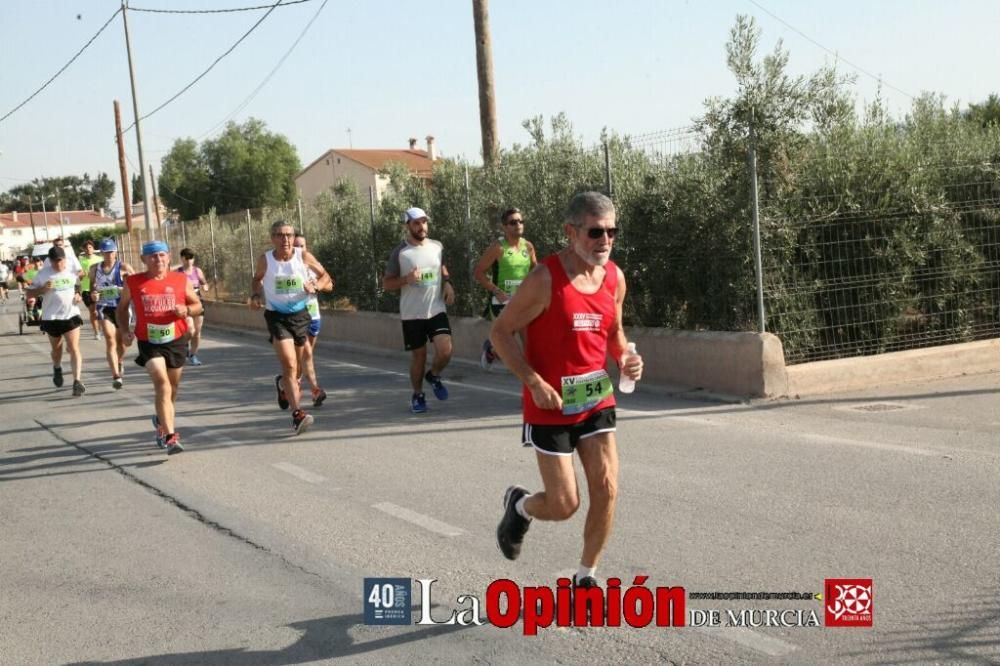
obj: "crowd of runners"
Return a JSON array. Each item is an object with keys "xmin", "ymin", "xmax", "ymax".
[{"xmin": 7, "ymin": 191, "xmax": 643, "ymax": 587}]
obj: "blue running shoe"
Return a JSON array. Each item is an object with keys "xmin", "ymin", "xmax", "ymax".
[
  {"xmin": 425, "ymin": 371, "xmax": 448, "ymax": 401},
  {"xmin": 411, "ymin": 392, "xmax": 427, "ymax": 414}
]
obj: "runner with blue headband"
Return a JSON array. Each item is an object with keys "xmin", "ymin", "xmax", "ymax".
[{"xmin": 117, "ymin": 239, "xmax": 203, "ymax": 455}]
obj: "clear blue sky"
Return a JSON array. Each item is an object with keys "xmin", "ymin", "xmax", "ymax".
[{"xmin": 1, "ymin": 0, "xmax": 998, "ymax": 212}]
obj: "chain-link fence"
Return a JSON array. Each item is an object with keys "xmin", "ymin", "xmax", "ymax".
[{"xmin": 125, "ymin": 117, "xmax": 1000, "ymax": 366}]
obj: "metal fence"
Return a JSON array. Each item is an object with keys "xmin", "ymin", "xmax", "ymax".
[{"xmin": 117, "ymin": 123, "xmax": 1000, "ymax": 366}]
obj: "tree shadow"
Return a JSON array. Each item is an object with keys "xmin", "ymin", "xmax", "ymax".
[
  {"xmin": 67, "ymin": 608, "xmax": 473, "ymax": 665},
  {"xmin": 835, "ymin": 589, "xmax": 1000, "ymax": 664}
]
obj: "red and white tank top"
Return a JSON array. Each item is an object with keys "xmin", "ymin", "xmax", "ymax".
[
  {"xmin": 127, "ymin": 272, "xmax": 190, "ymax": 343},
  {"xmin": 523, "ymin": 254, "xmax": 619, "ymax": 425}
]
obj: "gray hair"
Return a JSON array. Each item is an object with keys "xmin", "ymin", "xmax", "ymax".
[
  {"xmin": 270, "ymin": 219, "xmax": 294, "ymax": 234},
  {"xmin": 566, "ymin": 191, "xmax": 615, "ymax": 226}
]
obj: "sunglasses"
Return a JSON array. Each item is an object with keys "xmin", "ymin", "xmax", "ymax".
[
  {"xmin": 503, "ymin": 219, "xmax": 524, "ymax": 226},
  {"xmin": 583, "ymin": 226, "xmax": 618, "ymax": 239}
]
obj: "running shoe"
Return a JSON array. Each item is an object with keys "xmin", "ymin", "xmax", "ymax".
[
  {"xmin": 480, "ymin": 339, "xmax": 496, "ymax": 370},
  {"xmin": 410, "ymin": 392, "xmax": 427, "ymax": 414},
  {"xmin": 152, "ymin": 415, "xmax": 166, "ymax": 449},
  {"xmin": 496, "ymin": 485, "xmax": 531, "ymax": 560},
  {"xmin": 292, "ymin": 409, "xmax": 313, "ymax": 435},
  {"xmin": 571, "ymin": 575, "xmax": 601, "ymax": 623},
  {"xmin": 165, "ymin": 433, "xmax": 184, "ymax": 455},
  {"xmin": 52, "ymin": 366, "xmax": 63, "ymax": 388},
  {"xmin": 425, "ymin": 371, "xmax": 449, "ymax": 400},
  {"xmin": 112, "ymin": 376, "xmax": 124, "ymax": 390},
  {"xmin": 94, "ymin": 330, "xmax": 102, "ymax": 341},
  {"xmin": 72, "ymin": 380, "xmax": 86, "ymax": 397},
  {"xmin": 312, "ymin": 387, "xmax": 327, "ymax": 407},
  {"xmin": 274, "ymin": 375, "xmax": 289, "ymax": 410},
  {"xmin": 188, "ymin": 354, "xmax": 203, "ymax": 366}
]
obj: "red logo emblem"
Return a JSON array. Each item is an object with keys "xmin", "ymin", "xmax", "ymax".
[{"xmin": 824, "ymin": 578, "xmax": 873, "ymax": 627}]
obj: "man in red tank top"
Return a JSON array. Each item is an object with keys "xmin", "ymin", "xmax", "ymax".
[
  {"xmin": 491, "ymin": 191, "xmax": 643, "ymax": 589},
  {"xmin": 117, "ymin": 240, "xmax": 203, "ymax": 455}
]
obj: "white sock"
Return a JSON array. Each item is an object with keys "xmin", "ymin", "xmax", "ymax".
[
  {"xmin": 576, "ymin": 565, "xmax": 596, "ymax": 581},
  {"xmin": 515, "ymin": 495, "xmax": 532, "ymax": 520}
]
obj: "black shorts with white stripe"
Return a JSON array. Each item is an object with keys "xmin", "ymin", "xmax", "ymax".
[{"xmin": 522, "ymin": 407, "xmax": 616, "ymax": 456}]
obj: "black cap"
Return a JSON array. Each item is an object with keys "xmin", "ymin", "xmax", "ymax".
[{"xmin": 48, "ymin": 245, "xmax": 66, "ymax": 260}]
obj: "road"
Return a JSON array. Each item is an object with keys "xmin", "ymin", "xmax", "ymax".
[{"xmin": 2, "ymin": 301, "xmax": 998, "ymax": 665}]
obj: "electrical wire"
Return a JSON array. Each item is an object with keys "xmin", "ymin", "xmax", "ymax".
[
  {"xmin": 122, "ymin": 0, "xmax": 287, "ymax": 133},
  {"xmin": 198, "ymin": 0, "xmax": 329, "ymax": 139},
  {"xmin": 746, "ymin": 0, "xmax": 915, "ymax": 100},
  {"xmin": 128, "ymin": 0, "xmax": 314, "ymax": 14},
  {"xmin": 0, "ymin": 8, "xmax": 122, "ymax": 125}
]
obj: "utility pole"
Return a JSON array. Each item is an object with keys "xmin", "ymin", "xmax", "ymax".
[
  {"xmin": 40, "ymin": 190, "xmax": 51, "ymax": 241},
  {"xmin": 149, "ymin": 164, "xmax": 162, "ymax": 229},
  {"xmin": 121, "ymin": 0, "xmax": 154, "ymax": 238},
  {"xmin": 113, "ymin": 100, "xmax": 134, "ymax": 232},
  {"xmin": 472, "ymin": 0, "xmax": 499, "ymax": 167}
]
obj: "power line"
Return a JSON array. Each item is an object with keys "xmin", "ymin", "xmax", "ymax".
[
  {"xmin": 198, "ymin": 0, "xmax": 329, "ymax": 139},
  {"xmin": 746, "ymin": 0, "xmax": 915, "ymax": 100},
  {"xmin": 128, "ymin": 0, "xmax": 314, "ymax": 14},
  {"xmin": 0, "ymin": 8, "xmax": 122, "ymax": 125},
  {"xmin": 122, "ymin": 0, "xmax": 287, "ymax": 133}
]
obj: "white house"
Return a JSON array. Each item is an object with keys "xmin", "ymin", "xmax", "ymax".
[
  {"xmin": 0, "ymin": 209, "xmax": 119, "ymax": 260},
  {"xmin": 296, "ymin": 136, "xmax": 438, "ymax": 204}
]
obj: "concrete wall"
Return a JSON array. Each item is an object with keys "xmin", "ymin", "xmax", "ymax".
[
  {"xmin": 203, "ymin": 301, "xmax": 998, "ymax": 399},
  {"xmin": 203, "ymin": 301, "xmax": 789, "ymax": 398}
]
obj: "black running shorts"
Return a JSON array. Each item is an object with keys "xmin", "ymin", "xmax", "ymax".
[
  {"xmin": 99, "ymin": 306, "xmax": 118, "ymax": 322},
  {"xmin": 81, "ymin": 291, "xmax": 94, "ymax": 308},
  {"xmin": 401, "ymin": 312, "xmax": 451, "ymax": 351},
  {"xmin": 522, "ymin": 407, "xmax": 617, "ymax": 456},
  {"xmin": 136, "ymin": 338, "xmax": 188, "ymax": 369},
  {"xmin": 40, "ymin": 316, "xmax": 83, "ymax": 338},
  {"xmin": 265, "ymin": 308, "xmax": 311, "ymax": 347}
]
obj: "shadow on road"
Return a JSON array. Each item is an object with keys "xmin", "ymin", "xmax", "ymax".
[{"xmin": 68, "ymin": 608, "xmax": 473, "ymax": 665}]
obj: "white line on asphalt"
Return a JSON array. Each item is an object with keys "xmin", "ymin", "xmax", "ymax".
[
  {"xmin": 801, "ymin": 433, "xmax": 939, "ymax": 457},
  {"xmin": 272, "ymin": 462, "xmax": 327, "ymax": 484},
  {"xmin": 372, "ymin": 502, "xmax": 465, "ymax": 537},
  {"xmin": 693, "ymin": 626, "xmax": 798, "ymax": 657},
  {"xmin": 330, "ymin": 359, "xmax": 721, "ymax": 423}
]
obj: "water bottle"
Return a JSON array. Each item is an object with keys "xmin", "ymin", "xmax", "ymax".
[{"xmin": 618, "ymin": 342, "xmax": 637, "ymax": 394}]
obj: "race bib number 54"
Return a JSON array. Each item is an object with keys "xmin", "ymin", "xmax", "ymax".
[{"xmin": 561, "ymin": 369, "xmax": 613, "ymax": 415}]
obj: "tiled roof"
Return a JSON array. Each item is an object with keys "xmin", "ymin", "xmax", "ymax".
[
  {"xmin": 298, "ymin": 149, "xmax": 435, "ymax": 178},
  {"xmin": 0, "ymin": 209, "xmax": 116, "ymax": 229}
]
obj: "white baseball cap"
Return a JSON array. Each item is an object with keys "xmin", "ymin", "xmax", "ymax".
[{"xmin": 402, "ymin": 207, "xmax": 428, "ymax": 222}]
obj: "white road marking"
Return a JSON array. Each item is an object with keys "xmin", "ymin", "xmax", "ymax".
[
  {"xmin": 372, "ymin": 502, "xmax": 464, "ymax": 537},
  {"xmin": 801, "ymin": 433, "xmax": 938, "ymax": 457},
  {"xmin": 693, "ymin": 626, "xmax": 798, "ymax": 657},
  {"xmin": 272, "ymin": 462, "xmax": 327, "ymax": 484}
]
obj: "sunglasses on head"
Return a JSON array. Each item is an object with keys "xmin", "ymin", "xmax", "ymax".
[{"xmin": 583, "ymin": 226, "xmax": 618, "ymax": 239}]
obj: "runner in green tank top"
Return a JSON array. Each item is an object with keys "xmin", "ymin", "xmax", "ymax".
[
  {"xmin": 473, "ymin": 207, "xmax": 537, "ymax": 370},
  {"xmin": 78, "ymin": 239, "xmax": 103, "ymax": 340}
]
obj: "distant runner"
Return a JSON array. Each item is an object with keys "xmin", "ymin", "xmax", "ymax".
[
  {"xmin": 293, "ymin": 233, "xmax": 334, "ymax": 407},
  {"xmin": 473, "ymin": 207, "xmax": 536, "ymax": 369},
  {"xmin": 250, "ymin": 220, "xmax": 331, "ymax": 435},
  {"xmin": 26, "ymin": 245, "xmax": 87, "ymax": 396},
  {"xmin": 118, "ymin": 240, "xmax": 202, "ymax": 455},
  {"xmin": 90, "ymin": 238, "xmax": 134, "ymax": 389},
  {"xmin": 78, "ymin": 239, "xmax": 103, "ymax": 340},
  {"xmin": 176, "ymin": 248, "xmax": 208, "ymax": 366}
]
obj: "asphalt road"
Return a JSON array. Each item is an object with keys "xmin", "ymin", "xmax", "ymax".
[{"xmin": 2, "ymin": 300, "xmax": 998, "ymax": 665}]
